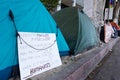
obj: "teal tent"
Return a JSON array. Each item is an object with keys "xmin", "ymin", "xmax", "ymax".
[
  {"xmin": 52, "ymin": 7, "xmax": 99, "ymax": 55},
  {"xmin": 0, "ymin": 0, "xmax": 69, "ymax": 79}
]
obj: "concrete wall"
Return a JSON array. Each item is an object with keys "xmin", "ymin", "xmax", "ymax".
[
  {"xmin": 83, "ymin": 0, "xmax": 106, "ymax": 32},
  {"xmin": 76, "ymin": 0, "xmax": 84, "ymax": 8}
]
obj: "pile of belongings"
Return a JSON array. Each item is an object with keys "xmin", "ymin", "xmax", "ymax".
[{"xmin": 100, "ymin": 21, "xmax": 120, "ymax": 43}]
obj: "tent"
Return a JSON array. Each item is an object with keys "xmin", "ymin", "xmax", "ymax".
[
  {"xmin": 52, "ymin": 7, "xmax": 99, "ymax": 55},
  {"xmin": 0, "ymin": 0, "xmax": 69, "ymax": 79}
]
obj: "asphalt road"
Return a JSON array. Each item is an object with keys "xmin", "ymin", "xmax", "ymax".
[{"xmin": 86, "ymin": 39, "xmax": 120, "ymax": 80}]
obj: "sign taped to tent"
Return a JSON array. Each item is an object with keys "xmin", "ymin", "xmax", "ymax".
[{"xmin": 17, "ymin": 32, "xmax": 62, "ymax": 80}]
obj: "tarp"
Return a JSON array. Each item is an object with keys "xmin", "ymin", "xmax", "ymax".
[
  {"xmin": 0, "ymin": 0, "xmax": 69, "ymax": 75},
  {"xmin": 52, "ymin": 7, "xmax": 99, "ymax": 55},
  {"xmin": 111, "ymin": 22, "xmax": 120, "ymax": 30}
]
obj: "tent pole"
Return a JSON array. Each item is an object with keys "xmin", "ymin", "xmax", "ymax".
[{"xmin": 9, "ymin": 10, "xmax": 19, "ymax": 36}]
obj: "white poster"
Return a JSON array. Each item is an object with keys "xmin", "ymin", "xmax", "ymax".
[
  {"xmin": 105, "ymin": 8, "xmax": 113, "ymax": 20},
  {"xmin": 17, "ymin": 32, "xmax": 62, "ymax": 80}
]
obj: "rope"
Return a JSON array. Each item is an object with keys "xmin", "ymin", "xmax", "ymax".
[{"xmin": 18, "ymin": 34, "xmax": 56, "ymax": 51}]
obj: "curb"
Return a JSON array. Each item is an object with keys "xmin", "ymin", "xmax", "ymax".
[{"xmin": 46, "ymin": 38, "xmax": 119, "ymax": 80}]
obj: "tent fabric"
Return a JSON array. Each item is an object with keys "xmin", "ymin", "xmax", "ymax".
[
  {"xmin": 0, "ymin": 66, "xmax": 12, "ymax": 80},
  {"xmin": 0, "ymin": 0, "xmax": 69, "ymax": 73},
  {"xmin": 52, "ymin": 7, "xmax": 99, "ymax": 55}
]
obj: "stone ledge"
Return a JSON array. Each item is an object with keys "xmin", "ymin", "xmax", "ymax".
[{"xmin": 45, "ymin": 38, "xmax": 119, "ymax": 80}]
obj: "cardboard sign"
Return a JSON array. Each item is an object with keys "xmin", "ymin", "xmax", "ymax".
[{"xmin": 17, "ymin": 32, "xmax": 62, "ymax": 80}]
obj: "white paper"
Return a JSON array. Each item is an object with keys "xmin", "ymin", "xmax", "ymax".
[
  {"xmin": 17, "ymin": 32, "xmax": 62, "ymax": 80},
  {"xmin": 105, "ymin": 8, "xmax": 113, "ymax": 20}
]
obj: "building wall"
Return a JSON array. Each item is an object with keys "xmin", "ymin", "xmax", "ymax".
[
  {"xmin": 83, "ymin": 0, "xmax": 106, "ymax": 31},
  {"xmin": 76, "ymin": 0, "xmax": 84, "ymax": 7}
]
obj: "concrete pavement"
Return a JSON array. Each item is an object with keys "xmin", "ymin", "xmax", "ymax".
[
  {"xmin": 87, "ymin": 39, "xmax": 120, "ymax": 80},
  {"xmin": 29, "ymin": 38, "xmax": 119, "ymax": 80}
]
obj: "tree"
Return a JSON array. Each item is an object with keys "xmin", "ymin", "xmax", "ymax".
[{"xmin": 41, "ymin": 0, "xmax": 59, "ymax": 13}]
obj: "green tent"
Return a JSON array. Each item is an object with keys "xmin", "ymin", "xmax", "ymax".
[{"xmin": 52, "ymin": 7, "xmax": 99, "ymax": 55}]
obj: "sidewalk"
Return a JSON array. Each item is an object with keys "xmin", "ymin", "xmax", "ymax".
[
  {"xmin": 87, "ymin": 38, "xmax": 120, "ymax": 80},
  {"xmin": 30, "ymin": 38, "xmax": 119, "ymax": 80}
]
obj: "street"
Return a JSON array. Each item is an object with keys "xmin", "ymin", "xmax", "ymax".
[{"xmin": 86, "ymin": 39, "xmax": 120, "ymax": 80}]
